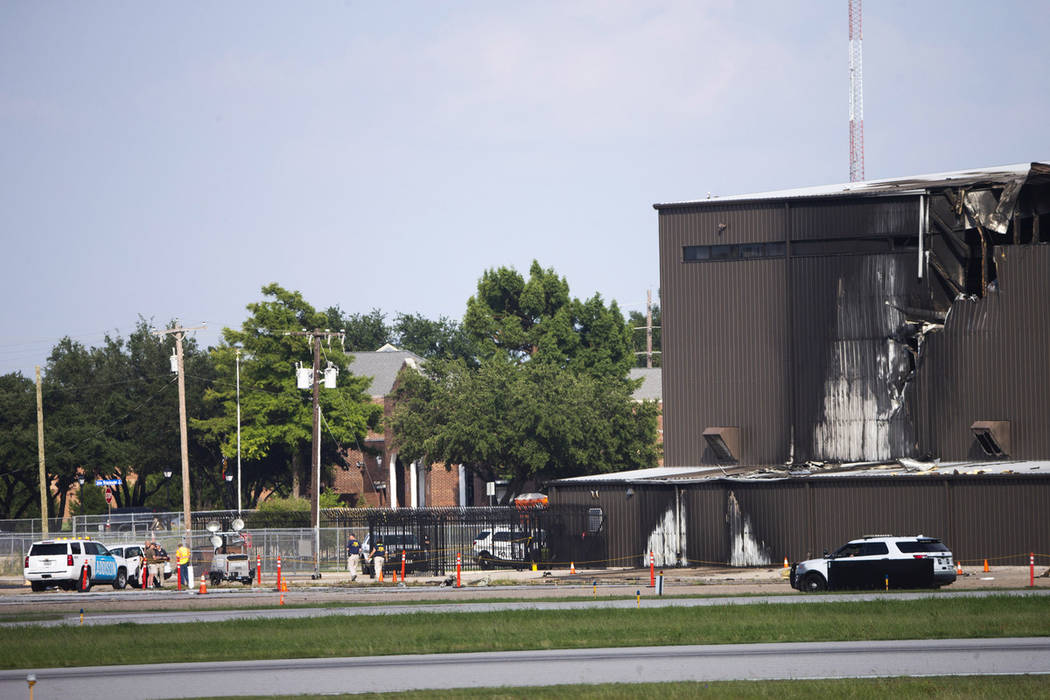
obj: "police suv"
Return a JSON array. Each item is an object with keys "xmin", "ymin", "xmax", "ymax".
[
  {"xmin": 790, "ymin": 535, "xmax": 956, "ymax": 592},
  {"xmin": 24, "ymin": 538, "xmax": 129, "ymax": 592}
]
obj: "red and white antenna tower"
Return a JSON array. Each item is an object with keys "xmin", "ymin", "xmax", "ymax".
[{"xmin": 848, "ymin": 0, "xmax": 864, "ymax": 182}]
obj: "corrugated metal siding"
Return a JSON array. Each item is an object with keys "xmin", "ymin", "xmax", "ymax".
[
  {"xmin": 658, "ymin": 202, "xmax": 789, "ymax": 467},
  {"xmin": 681, "ymin": 485, "xmax": 728, "ymax": 564},
  {"xmin": 728, "ymin": 481, "xmax": 807, "ymax": 561},
  {"xmin": 659, "ymin": 195, "xmax": 1050, "ymax": 466},
  {"xmin": 660, "ymin": 202, "xmax": 786, "ymax": 246},
  {"xmin": 790, "ymin": 253, "xmax": 921, "ymax": 462},
  {"xmin": 659, "ymin": 198, "xmax": 931, "ymax": 467},
  {"xmin": 789, "ymin": 197, "xmax": 918, "ymax": 239},
  {"xmin": 660, "ymin": 248, "xmax": 790, "ymax": 465},
  {"xmin": 553, "ymin": 475, "xmax": 1050, "ymax": 567},
  {"xmin": 918, "ymin": 246, "xmax": 1050, "ymax": 459},
  {"xmin": 949, "ymin": 477, "xmax": 1047, "ymax": 564},
  {"xmin": 807, "ymin": 480, "xmax": 947, "ymax": 550}
]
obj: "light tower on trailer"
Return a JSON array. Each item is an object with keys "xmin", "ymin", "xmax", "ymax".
[{"xmin": 848, "ymin": 0, "xmax": 864, "ymax": 182}]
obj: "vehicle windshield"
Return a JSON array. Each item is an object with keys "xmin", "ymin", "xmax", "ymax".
[{"xmin": 30, "ymin": 544, "xmax": 66, "ymax": 556}]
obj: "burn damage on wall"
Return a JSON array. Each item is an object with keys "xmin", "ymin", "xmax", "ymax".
[
  {"xmin": 656, "ymin": 162, "xmax": 1050, "ymax": 467},
  {"xmin": 726, "ymin": 490, "xmax": 772, "ymax": 566}
]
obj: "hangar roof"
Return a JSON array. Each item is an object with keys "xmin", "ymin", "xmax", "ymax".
[{"xmin": 654, "ymin": 161, "xmax": 1050, "ymax": 210}]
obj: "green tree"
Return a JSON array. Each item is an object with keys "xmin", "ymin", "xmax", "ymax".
[
  {"xmin": 40, "ymin": 320, "xmax": 217, "ymax": 515},
  {"xmin": 0, "ymin": 372, "xmax": 37, "ymax": 519},
  {"xmin": 195, "ymin": 284, "xmax": 382, "ymax": 504},
  {"xmin": 390, "ymin": 358, "xmax": 659, "ymax": 502},
  {"xmin": 464, "ymin": 260, "xmax": 634, "ymax": 378},
  {"xmin": 391, "ymin": 263, "xmax": 659, "ymax": 502},
  {"xmin": 325, "ymin": 307, "xmax": 392, "ymax": 351},
  {"xmin": 392, "ymin": 312, "xmax": 476, "ymax": 361}
]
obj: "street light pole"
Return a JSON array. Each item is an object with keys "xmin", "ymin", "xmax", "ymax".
[{"xmin": 236, "ymin": 348, "xmax": 242, "ymax": 515}]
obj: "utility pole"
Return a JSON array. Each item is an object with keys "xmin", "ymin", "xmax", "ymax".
[
  {"xmin": 35, "ymin": 366, "xmax": 48, "ymax": 535},
  {"xmin": 153, "ymin": 322, "xmax": 206, "ymax": 547},
  {"xmin": 645, "ymin": 289, "xmax": 654, "ymax": 369},
  {"xmin": 633, "ymin": 289, "xmax": 661, "ymax": 368},
  {"xmin": 288, "ymin": 328, "xmax": 343, "ymax": 579}
]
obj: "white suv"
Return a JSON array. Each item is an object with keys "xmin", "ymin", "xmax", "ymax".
[
  {"xmin": 790, "ymin": 535, "xmax": 956, "ymax": 592},
  {"xmin": 24, "ymin": 538, "xmax": 129, "ymax": 592}
]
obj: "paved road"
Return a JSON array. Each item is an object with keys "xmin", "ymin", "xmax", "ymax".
[
  {"xmin": 6, "ymin": 587, "xmax": 1049, "ymax": 627},
  {"xmin": 2, "ymin": 637, "xmax": 1048, "ymax": 698}
]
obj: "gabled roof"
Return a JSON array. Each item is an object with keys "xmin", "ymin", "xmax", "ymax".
[{"xmin": 348, "ymin": 347, "xmax": 423, "ymax": 398}]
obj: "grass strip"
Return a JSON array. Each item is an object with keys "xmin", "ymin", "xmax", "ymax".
[
  {"xmin": 5, "ymin": 595, "xmax": 1049, "ymax": 670},
  {"xmin": 187, "ymin": 675, "xmax": 1050, "ymax": 700}
]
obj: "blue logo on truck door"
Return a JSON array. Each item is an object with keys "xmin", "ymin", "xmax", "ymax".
[{"xmin": 94, "ymin": 556, "xmax": 116, "ymax": 579}]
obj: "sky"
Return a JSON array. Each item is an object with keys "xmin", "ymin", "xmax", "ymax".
[{"xmin": 2, "ymin": 0, "xmax": 1048, "ymax": 375}]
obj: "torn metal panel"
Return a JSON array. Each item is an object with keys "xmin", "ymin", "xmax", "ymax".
[{"xmin": 963, "ymin": 179, "xmax": 1025, "ymax": 235}]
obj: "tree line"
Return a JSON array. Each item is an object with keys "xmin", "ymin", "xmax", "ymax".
[{"xmin": 0, "ymin": 263, "xmax": 661, "ymax": 518}]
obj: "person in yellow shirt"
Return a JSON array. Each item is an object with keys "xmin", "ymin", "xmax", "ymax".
[{"xmin": 175, "ymin": 543, "xmax": 191, "ymax": 588}]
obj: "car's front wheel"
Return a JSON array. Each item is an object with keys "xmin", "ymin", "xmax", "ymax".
[{"xmin": 802, "ymin": 572, "xmax": 827, "ymax": 592}]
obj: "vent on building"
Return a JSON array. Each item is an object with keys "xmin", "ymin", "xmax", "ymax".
[
  {"xmin": 703, "ymin": 427, "xmax": 740, "ymax": 463},
  {"xmin": 971, "ymin": 421, "xmax": 1011, "ymax": 457},
  {"xmin": 587, "ymin": 508, "xmax": 604, "ymax": 534}
]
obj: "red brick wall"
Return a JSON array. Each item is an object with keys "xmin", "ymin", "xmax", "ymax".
[{"xmin": 426, "ymin": 464, "xmax": 460, "ymax": 507}]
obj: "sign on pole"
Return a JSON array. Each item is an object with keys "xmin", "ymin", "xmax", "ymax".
[{"xmin": 95, "ymin": 478, "xmax": 122, "ymax": 486}]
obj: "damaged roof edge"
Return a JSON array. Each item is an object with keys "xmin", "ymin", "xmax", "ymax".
[
  {"xmin": 550, "ymin": 459, "xmax": 1050, "ymax": 485},
  {"xmin": 653, "ymin": 161, "xmax": 1050, "ymax": 210}
]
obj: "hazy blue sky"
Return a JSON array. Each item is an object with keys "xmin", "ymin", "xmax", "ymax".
[{"xmin": 2, "ymin": 1, "xmax": 1047, "ymax": 374}]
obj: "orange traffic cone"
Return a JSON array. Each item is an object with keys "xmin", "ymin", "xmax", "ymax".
[
  {"xmin": 956, "ymin": 561, "xmax": 963, "ymax": 575},
  {"xmin": 570, "ymin": 562, "xmax": 576, "ymax": 574},
  {"xmin": 198, "ymin": 574, "xmax": 208, "ymax": 595},
  {"xmin": 279, "ymin": 591, "xmax": 285, "ymax": 606},
  {"xmin": 984, "ymin": 559, "xmax": 990, "ymax": 573},
  {"xmin": 281, "ymin": 580, "xmax": 288, "ymax": 592},
  {"xmin": 783, "ymin": 557, "xmax": 789, "ymax": 569}
]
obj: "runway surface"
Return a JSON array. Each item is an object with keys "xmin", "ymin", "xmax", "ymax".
[{"xmin": 2, "ymin": 637, "xmax": 1049, "ymax": 698}]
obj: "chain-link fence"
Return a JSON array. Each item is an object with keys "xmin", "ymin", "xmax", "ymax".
[{"xmin": 2, "ymin": 505, "xmax": 598, "ymax": 578}]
